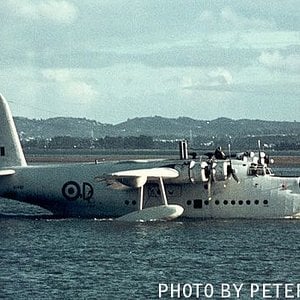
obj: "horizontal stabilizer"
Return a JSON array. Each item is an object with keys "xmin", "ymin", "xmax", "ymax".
[
  {"xmin": 116, "ymin": 204, "xmax": 184, "ymax": 222},
  {"xmin": 0, "ymin": 169, "xmax": 16, "ymax": 176}
]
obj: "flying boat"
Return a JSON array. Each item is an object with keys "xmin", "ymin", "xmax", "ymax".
[{"xmin": 1, "ymin": 95, "xmax": 300, "ymax": 221}]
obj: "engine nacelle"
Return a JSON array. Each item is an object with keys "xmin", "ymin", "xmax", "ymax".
[
  {"xmin": 172, "ymin": 160, "xmax": 230, "ymax": 183},
  {"xmin": 215, "ymin": 160, "xmax": 230, "ymax": 181}
]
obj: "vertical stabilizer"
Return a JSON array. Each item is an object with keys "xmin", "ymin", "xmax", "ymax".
[{"xmin": 0, "ymin": 95, "xmax": 27, "ymax": 167}]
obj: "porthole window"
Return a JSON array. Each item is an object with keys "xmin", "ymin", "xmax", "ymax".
[
  {"xmin": 204, "ymin": 200, "xmax": 209, "ymax": 205},
  {"xmin": 231, "ymin": 200, "xmax": 236, "ymax": 205},
  {"xmin": 263, "ymin": 200, "xmax": 268, "ymax": 205},
  {"xmin": 255, "ymin": 200, "xmax": 259, "ymax": 205},
  {"xmin": 224, "ymin": 200, "xmax": 228, "ymax": 205},
  {"xmin": 238, "ymin": 200, "xmax": 243, "ymax": 205},
  {"xmin": 215, "ymin": 200, "xmax": 220, "ymax": 205},
  {"xmin": 187, "ymin": 200, "xmax": 192, "ymax": 206},
  {"xmin": 246, "ymin": 200, "xmax": 251, "ymax": 205}
]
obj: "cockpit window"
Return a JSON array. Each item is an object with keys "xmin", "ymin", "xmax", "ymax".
[
  {"xmin": 266, "ymin": 168, "xmax": 273, "ymax": 175},
  {"xmin": 249, "ymin": 165, "xmax": 269, "ymax": 176}
]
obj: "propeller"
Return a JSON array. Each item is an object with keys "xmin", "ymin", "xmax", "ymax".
[
  {"xmin": 258, "ymin": 139, "xmax": 263, "ymax": 165},
  {"xmin": 189, "ymin": 160, "xmax": 196, "ymax": 184},
  {"xmin": 201, "ymin": 146, "xmax": 240, "ymax": 200},
  {"xmin": 227, "ymin": 144, "xmax": 240, "ymax": 183},
  {"xmin": 256, "ymin": 139, "xmax": 274, "ymax": 171},
  {"xmin": 257, "ymin": 139, "xmax": 269, "ymax": 166},
  {"xmin": 206, "ymin": 158, "xmax": 216, "ymax": 200}
]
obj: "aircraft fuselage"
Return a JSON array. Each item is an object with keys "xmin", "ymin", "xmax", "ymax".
[{"xmin": 1, "ymin": 159, "xmax": 300, "ymax": 219}]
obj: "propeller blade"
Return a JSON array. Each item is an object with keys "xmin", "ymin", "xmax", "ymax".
[
  {"xmin": 206, "ymin": 159, "xmax": 215, "ymax": 200},
  {"xmin": 227, "ymin": 143, "xmax": 239, "ymax": 183},
  {"xmin": 207, "ymin": 176, "xmax": 212, "ymax": 200},
  {"xmin": 231, "ymin": 169, "xmax": 240, "ymax": 183}
]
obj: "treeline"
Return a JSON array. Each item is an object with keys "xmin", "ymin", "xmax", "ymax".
[
  {"xmin": 21, "ymin": 134, "xmax": 300, "ymax": 151},
  {"xmin": 22, "ymin": 135, "xmax": 176, "ymax": 150}
]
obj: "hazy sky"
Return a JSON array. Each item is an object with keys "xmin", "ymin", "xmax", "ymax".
[{"xmin": 1, "ymin": 0, "xmax": 299, "ymax": 123}]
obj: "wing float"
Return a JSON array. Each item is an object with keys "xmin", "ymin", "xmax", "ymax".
[{"xmin": 110, "ymin": 167, "xmax": 184, "ymax": 222}]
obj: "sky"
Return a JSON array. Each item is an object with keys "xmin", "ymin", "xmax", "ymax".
[{"xmin": 0, "ymin": 0, "xmax": 299, "ymax": 124}]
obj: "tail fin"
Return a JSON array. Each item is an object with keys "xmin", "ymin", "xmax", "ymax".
[{"xmin": 0, "ymin": 94, "xmax": 27, "ymax": 167}]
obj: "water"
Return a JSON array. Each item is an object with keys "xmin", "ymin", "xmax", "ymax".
[
  {"xmin": 1, "ymin": 218, "xmax": 300, "ymax": 299},
  {"xmin": 1, "ymin": 166, "xmax": 300, "ymax": 299}
]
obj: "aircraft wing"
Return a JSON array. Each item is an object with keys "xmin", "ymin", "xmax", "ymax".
[
  {"xmin": 111, "ymin": 167, "xmax": 184, "ymax": 221},
  {"xmin": 0, "ymin": 169, "xmax": 16, "ymax": 176},
  {"xmin": 111, "ymin": 167, "xmax": 179, "ymax": 188},
  {"xmin": 112, "ymin": 167, "xmax": 179, "ymax": 179}
]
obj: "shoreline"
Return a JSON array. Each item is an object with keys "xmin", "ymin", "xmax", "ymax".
[{"xmin": 25, "ymin": 154, "xmax": 300, "ymax": 166}]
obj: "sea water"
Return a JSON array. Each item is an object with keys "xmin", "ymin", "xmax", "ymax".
[
  {"xmin": 1, "ymin": 217, "xmax": 300, "ymax": 299},
  {"xmin": 0, "ymin": 166, "xmax": 300, "ymax": 299}
]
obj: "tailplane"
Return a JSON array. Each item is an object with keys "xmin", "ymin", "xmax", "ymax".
[{"xmin": 0, "ymin": 94, "xmax": 27, "ymax": 167}]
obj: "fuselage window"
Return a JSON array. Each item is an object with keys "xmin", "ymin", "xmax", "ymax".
[
  {"xmin": 215, "ymin": 200, "xmax": 220, "ymax": 205},
  {"xmin": 238, "ymin": 200, "xmax": 243, "ymax": 205},
  {"xmin": 263, "ymin": 199, "xmax": 268, "ymax": 205},
  {"xmin": 0, "ymin": 147, "xmax": 5, "ymax": 156},
  {"xmin": 187, "ymin": 200, "xmax": 192, "ymax": 205},
  {"xmin": 224, "ymin": 200, "xmax": 228, "ymax": 205},
  {"xmin": 204, "ymin": 200, "xmax": 209, "ymax": 206},
  {"xmin": 246, "ymin": 200, "xmax": 251, "ymax": 205},
  {"xmin": 125, "ymin": 200, "xmax": 129, "ymax": 205},
  {"xmin": 255, "ymin": 200, "xmax": 259, "ymax": 205},
  {"xmin": 231, "ymin": 200, "xmax": 236, "ymax": 205}
]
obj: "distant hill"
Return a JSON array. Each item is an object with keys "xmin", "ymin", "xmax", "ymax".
[
  {"xmin": 15, "ymin": 116, "xmax": 300, "ymax": 150},
  {"xmin": 14, "ymin": 116, "xmax": 300, "ymax": 140},
  {"xmin": 15, "ymin": 117, "xmax": 115, "ymax": 139},
  {"xmin": 114, "ymin": 117, "xmax": 300, "ymax": 138}
]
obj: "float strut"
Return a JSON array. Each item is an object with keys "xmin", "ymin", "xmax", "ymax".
[
  {"xmin": 139, "ymin": 185, "xmax": 144, "ymax": 211},
  {"xmin": 159, "ymin": 177, "xmax": 168, "ymax": 206}
]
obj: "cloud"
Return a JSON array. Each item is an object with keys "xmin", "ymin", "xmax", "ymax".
[
  {"xmin": 258, "ymin": 51, "xmax": 300, "ymax": 73},
  {"xmin": 208, "ymin": 68, "xmax": 233, "ymax": 85},
  {"xmin": 180, "ymin": 67, "xmax": 233, "ymax": 92},
  {"xmin": 1, "ymin": 1, "xmax": 299, "ymax": 123},
  {"xmin": 183, "ymin": 82, "xmax": 300, "ymax": 96},
  {"xmin": 120, "ymin": 46, "xmax": 258, "ymax": 68},
  {"xmin": 42, "ymin": 69, "xmax": 98, "ymax": 101},
  {"xmin": 6, "ymin": 0, "xmax": 78, "ymax": 24},
  {"xmin": 197, "ymin": 7, "xmax": 276, "ymax": 32}
]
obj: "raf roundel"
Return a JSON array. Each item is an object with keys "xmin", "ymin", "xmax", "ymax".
[{"xmin": 62, "ymin": 181, "xmax": 81, "ymax": 201}]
